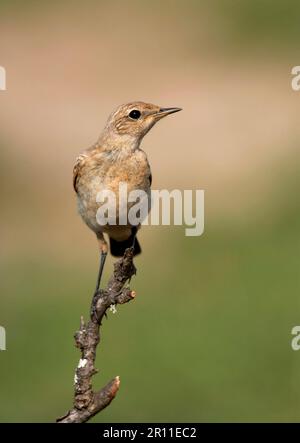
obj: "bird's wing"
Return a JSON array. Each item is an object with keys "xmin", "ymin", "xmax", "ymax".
[{"xmin": 73, "ymin": 153, "xmax": 88, "ymax": 193}]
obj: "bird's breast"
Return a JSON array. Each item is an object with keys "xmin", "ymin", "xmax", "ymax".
[
  {"xmin": 76, "ymin": 148, "xmax": 151, "ymax": 233},
  {"xmin": 104, "ymin": 150, "xmax": 150, "ymax": 193}
]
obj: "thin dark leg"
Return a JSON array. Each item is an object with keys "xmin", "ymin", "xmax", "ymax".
[
  {"xmin": 94, "ymin": 252, "xmax": 107, "ymax": 293},
  {"xmin": 131, "ymin": 226, "xmax": 137, "ymax": 249},
  {"xmin": 128, "ymin": 227, "xmax": 137, "ymax": 283}
]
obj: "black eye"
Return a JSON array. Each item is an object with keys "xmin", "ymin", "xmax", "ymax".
[{"xmin": 129, "ymin": 109, "xmax": 141, "ymax": 120}]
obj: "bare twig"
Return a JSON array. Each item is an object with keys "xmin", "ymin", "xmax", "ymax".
[{"xmin": 57, "ymin": 247, "xmax": 136, "ymax": 423}]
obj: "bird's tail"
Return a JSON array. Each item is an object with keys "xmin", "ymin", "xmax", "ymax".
[{"xmin": 109, "ymin": 233, "xmax": 141, "ymax": 257}]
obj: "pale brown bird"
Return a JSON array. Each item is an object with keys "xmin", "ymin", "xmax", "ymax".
[{"xmin": 73, "ymin": 101, "xmax": 181, "ymax": 292}]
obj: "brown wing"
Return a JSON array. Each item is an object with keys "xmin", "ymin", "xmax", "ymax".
[{"xmin": 73, "ymin": 154, "xmax": 88, "ymax": 193}]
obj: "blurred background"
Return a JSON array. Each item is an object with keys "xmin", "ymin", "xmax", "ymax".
[{"xmin": 1, "ymin": 0, "xmax": 300, "ymax": 422}]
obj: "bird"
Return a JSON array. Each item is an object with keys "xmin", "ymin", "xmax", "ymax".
[{"xmin": 73, "ymin": 101, "xmax": 182, "ymax": 293}]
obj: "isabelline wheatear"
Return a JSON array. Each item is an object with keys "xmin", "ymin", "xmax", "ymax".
[{"xmin": 73, "ymin": 101, "xmax": 182, "ymax": 293}]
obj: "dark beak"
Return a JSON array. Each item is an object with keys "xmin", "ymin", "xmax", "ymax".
[{"xmin": 156, "ymin": 107, "xmax": 182, "ymax": 118}]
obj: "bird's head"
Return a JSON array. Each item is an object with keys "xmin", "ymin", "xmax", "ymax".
[{"xmin": 102, "ymin": 101, "xmax": 182, "ymax": 147}]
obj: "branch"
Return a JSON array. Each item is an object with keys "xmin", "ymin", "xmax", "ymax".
[{"xmin": 57, "ymin": 247, "xmax": 137, "ymax": 423}]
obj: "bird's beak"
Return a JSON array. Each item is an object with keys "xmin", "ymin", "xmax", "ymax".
[{"xmin": 155, "ymin": 107, "xmax": 182, "ymax": 119}]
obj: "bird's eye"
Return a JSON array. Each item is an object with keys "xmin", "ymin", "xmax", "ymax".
[{"xmin": 129, "ymin": 110, "xmax": 141, "ymax": 120}]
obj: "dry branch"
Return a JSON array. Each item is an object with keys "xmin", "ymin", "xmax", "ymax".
[{"xmin": 57, "ymin": 247, "xmax": 136, "ymax": 423}]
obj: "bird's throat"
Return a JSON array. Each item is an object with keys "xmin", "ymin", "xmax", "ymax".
[{"xmin": 98, "ymin": 129, "xmax": 140, "ymax": 153}]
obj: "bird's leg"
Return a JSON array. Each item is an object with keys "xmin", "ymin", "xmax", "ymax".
[
  {"xmin": 94, "ymin": 235, "xmax": 108, "ymax": 294},
  {"xmin": 128, "ymin": 227, "xmax": 138, "ymax": 282},
  {"xmin": 91, "ymin": 250, "xmax": 107, "ymax": 323},
  {"xmin": 131, "ymin": 226, "xmax": 137, "ymax": 250},
  {"xmin": 95, "ymin": 251, "xmax": 107, "ymax": 294}
]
